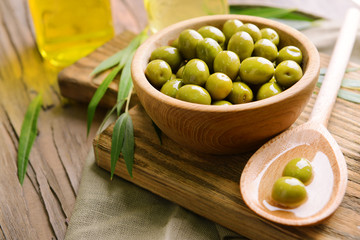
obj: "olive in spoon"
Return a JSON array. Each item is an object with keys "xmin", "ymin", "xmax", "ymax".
[{"xmin": 240, "ymin": 7, "xmax": 360, "ymax": 226}]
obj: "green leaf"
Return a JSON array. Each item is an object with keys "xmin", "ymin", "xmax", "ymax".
[
  {"xmin": 271, "ymin": 19, "xmax": 317, "ymax": 31},
  {"xmin": 17, "ymin": 93, "xmax": 42, "ymax": 185},
  {"xmin": 317, "ymin": 75, "xmax": 360, "ymax": 103},
  {"xmin": 90, "ymin": 30, "xmax": 148, "ymax": 76},
  {"xmin": 337, "ymin": 89, "xmax": 360, "ymax": 103},
  {"xmin": 97, "ymin": 101, "xmax": 123, "ymax": 134},
  {"xmin": 117, "ymin": 51, "xmax": 135, "ymax": 115},
  {"xmin": 87, "ymin": 64, "xmax": 122, "ymax": 136},
  {"xmin": 90, "ymin": 50, "xmax": 126, "ymax": 76},
  {"xmin": 345, "ymin": 67, "xmax": 360, "ymax": 73},
  {"xmin": 319, "ymin": 68, "xmax": 327, "ymax": 75},
  {"xmin": 229, "ymin": 6, "xmax": 320, "ymax": 30},
  {"xmin": 341, "ymin": 78, "xmax": 360, "ymax": 90},
  {"xmin": 230, "ymin": 6, "xmax": 295, "ymax": 19},
  {"xmin": 122, "ymin": 115, "xmax": 134, "ymax": 177},
  {"xmin": 119, "ymin": 30, "xmax": 148, "ymax": 68},
  {"xmin": 318, "ymin": 68, "xmax": 360, "ymax": 90},
  {"xmin": 230, "ymin": 6, "xmax": 319, "ymax": 21},
  {"xmin": 93, "ymin": 101, "xmax": 125, "ymax": 164},
  {"xmin": 89, "ymin": 30, "xmax": 148, "ymax": 178},
  {"xmin": 110, "ymin": 113, "xmax": 129, "ymax": 179}
]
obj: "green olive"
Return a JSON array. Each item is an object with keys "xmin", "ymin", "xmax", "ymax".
[
  {"xmin": 182, "ymin": 59, "xmax": 210, "ymax": 86},
  {"xmin": 212, "ymin": 100, "xmax": 232, "ymax": 105},
  {"xmin": 237, "ymin": 23, "xmax": 262, "ymax": 43},
  {"xmin": 176, "ymin": 65, "xmax": 185, "ymax": 78},
  {"xmin": 222, "ymin": 19, "xmax": 243, "ymax": 43},
  {"xmin": 213, "ymin": 50, "xmax": 240, "ymax": 81},
  {"xmin": 197, "ymin": 25, "xmax": 226, "ymax": 48},
  {"xmin": 283, "ymin": 158, "xmax": 312, "ymax": 184},
  {"xmin": 276, "ymin": 46, "xmax": 303, "ymax": 65},
  {"xmin": 271, "ymin": 176, "xmax": 307, "ymax": 207},
  {"xmin": 260, "ymin": 28, "xmax": 280, "ymax": 46},
  {"xmin": 171, "ymin": 38, "xmax": 179, "ymax": 48},
  {"xmin": 239, "ymin": 57, "xmax": 274, "ymax": 85},
  {"xmin": 150, "ymin": 46, "xmax": 183, "ymax": 71},
  {"xmin": 205, "ymin": 73, "xmax": 233, "ymax": 100},
  {"xmin": 160, "ymin": 79, "xmax": 184, "ymax": 98},
  {"xmin": 145, "ymin": 59, "xmax": 172, "ymax": 89},
  {"xmin": 256, "ymin": 82, "xmax": 282, "ymax": 100},
  {"xmin": 275, "ymin": 60, "xmax": 303, "ymax": 88},
  {"xmin": 196, "ymin": 38, "xmax": 222, "ymax": 71},
  {"xmin": 253, "ymin": 39, "xmax": 278, "ymax": 62},
  {"xmin": 227, "ymin": 31, "xmax": 254, "ymax": 61},
  {"xmin": 178, "ymin": 29, "xmax": 203, "ymax": 59},
  {"xmin": 176, "ymin": 84, "xmax": 211, "ymax": 105},
  {"xmin": 227, "ymin": 82, "xmax": 253, "ymax": 104}
]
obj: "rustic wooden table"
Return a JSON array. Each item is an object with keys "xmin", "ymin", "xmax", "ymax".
[
  {"xmin": 0, "ymin": 0, "xmax": 355, "ymax": 239},
  {"xmin": 0, "ymin": 0, "xmax": 146, "ymax": 239}
]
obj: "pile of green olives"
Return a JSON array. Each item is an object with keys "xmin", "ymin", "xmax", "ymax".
[
  {"xmin": 145, "ymin": 19, "xmax": 304, "ymax": 105},
  {"xmin": 271, "ymin": 158, "xmax": 312, "ymax": 208}
]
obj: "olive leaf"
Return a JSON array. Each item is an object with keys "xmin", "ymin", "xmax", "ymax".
[
  {"xmin": 87, "ymin": 30, "xmax": 148, "ymax": 137},
  {"xmin": 116, "ymin": 32, "xmax": 148, "ymax": 115},
  {"xmin": 87, "ymin": 64, "xmax": 122, "ymax": 136},
  {"xmin": 317, "ymin": 67, "xmax": 360, "ymax": 103},
  {"xmin": 122, "ymin": 115, "xmax": 134, "ymax": 177},
  {"xmin": 117, "ymin": 51, "xmax": 135, "ymax": 115},
  {"xmin": 229, "ymin": 6, "xmax": 320, "ymax": 30},
  {"xmin": 230, "ymin": 6, "xmax": 319, "ymax": 21},
  {"xmin": 337, "ymin": 89, "xmax": 360, "ymax": 103},
  {"xmin": 110, "ymin": 112, "xmax": 135, "ymax": 178},
  {"xmin": 90, "ymin": 30, "xmax": 148, "ymax": 76},
  {"xmin": 17, "ymin": 93, "xmax": 42, "ymax": 185},
  {"xmin": 90, "ymin": 50, "xmax": 125, "ymax": 76},
  {"xmin": 93, "ymin": 100, "xmax": 125, "ymax": 168},
  {"xmin": 110, "ymin": 112, "xmax": 129, "ymax": 179},
  {"xmin": 89, "ymin": 30, "xmax": 148, "ymax": 178},
  {"xmin": 230, "ymin": 6, "xmax": 296, "ymax": 19},
  {"xmin": 341, "ymin": 79, "xmax": 360, "ymax": 90}
]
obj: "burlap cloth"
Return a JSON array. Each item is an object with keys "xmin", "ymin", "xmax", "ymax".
[{"xmin": 65, "ymin": 20, "xmax": 360, "ymax": 240}]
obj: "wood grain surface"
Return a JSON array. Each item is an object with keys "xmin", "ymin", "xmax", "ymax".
[
  {"xmin": 0, "ymin": 0, "xmax": 146, "ymax": 239},
  {"xmin": 1, "ymin": 0, "xmax": 358, "ymax": 239},
  {"xmin": 88, "ymin": 34, "xmax": 360, "ymax": 238}
]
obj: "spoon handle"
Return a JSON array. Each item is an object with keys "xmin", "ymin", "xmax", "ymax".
[{"xmin": 309, "ymin": 7, "xmax": 360, "ymax": 126}]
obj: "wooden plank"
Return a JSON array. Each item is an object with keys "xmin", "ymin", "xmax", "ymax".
[{"xmin": 94, "ymin": 54, "xmax": 360, "ymax": 239}]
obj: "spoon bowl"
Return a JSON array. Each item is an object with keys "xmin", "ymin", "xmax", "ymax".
[
  {"xmin": 240, "ymin": 121, "xmax": 347, "ymax": 226},
  {"xmin": 240, "ymin": 7, "xmax": 360, "ymax": 226}
]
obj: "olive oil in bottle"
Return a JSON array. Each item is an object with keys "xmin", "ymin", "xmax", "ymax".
[
  {"xmin": 143, "ymin": 0, "xmax": 229, "ymax": 33},
  {"xmin": 28, "ymin": 0, "xmax": 114, "ymax": 67}
]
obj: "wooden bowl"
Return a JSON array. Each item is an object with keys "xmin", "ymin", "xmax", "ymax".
[{"xmin": 131, "ymin": 15, "xmax": 320, "ymax": 155}]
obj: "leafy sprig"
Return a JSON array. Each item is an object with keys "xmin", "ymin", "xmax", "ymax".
[
  {"xmin": 17, "ymin": 93, "xmax": 42, "ymax": 185},
  {"xmin": 317, "ymin": 67, "xmax": 360, "ymax": 103},
  {"xmin": 88, "ymin": 30, "xmax": 148, "ymax": 178},
  {"xmin": 229, "ymin": 6, "xmax": 320, "ymax": 30}
]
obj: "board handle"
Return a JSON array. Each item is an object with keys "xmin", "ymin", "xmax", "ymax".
[{"xmin": 309, "ymin": 7, "xmax": 360, "ymax": 126}]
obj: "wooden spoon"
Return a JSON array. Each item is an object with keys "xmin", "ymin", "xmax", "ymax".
[{"xmin": 240, "ymin": 7, "xmax": 360, "ymax": 226}]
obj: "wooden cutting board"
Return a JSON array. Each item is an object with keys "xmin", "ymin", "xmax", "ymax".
[{"xmin": 58, "ymin": 32, "xmax": 360, "ymax": 239}]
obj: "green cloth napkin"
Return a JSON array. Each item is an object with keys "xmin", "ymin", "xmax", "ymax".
[
  {"xmin": 65, "ymin": 150, "xmax": 241, "ymax": 240},
  {"xmin": 65, "ymin": 20, "xmax": 359, "ymax": 240}
]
